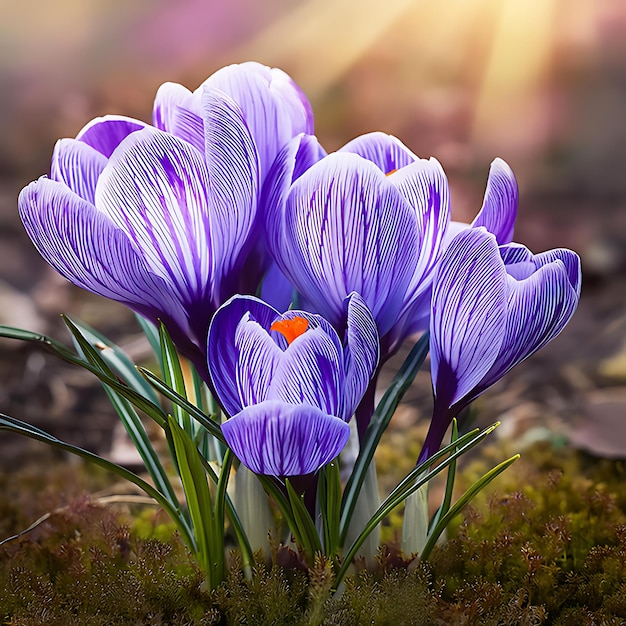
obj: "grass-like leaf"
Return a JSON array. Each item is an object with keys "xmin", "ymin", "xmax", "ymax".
[{"xmin": 340, "ymin": 332, "xmax": 429, "ymax": 543}]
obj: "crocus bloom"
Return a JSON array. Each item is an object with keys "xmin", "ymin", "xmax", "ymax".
[
  {"xmin": 19, "ymin": 93, "xmax": 259, "ymax": 376},
  {"xmin": 207, "ymin": 293, "xmax": 379, "ymax": 476},
  {"xmin": 265, "ymin": 133, "xmax": 449, "ymax": 354},
  {"xmin": 19, "ymin": 62, "xmax": 314, "ymax": 374},
  {"xmin": 418, "ymin": 227, "xmax": 581, "ymax": 463}
]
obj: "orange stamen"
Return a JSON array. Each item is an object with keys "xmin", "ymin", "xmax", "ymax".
[
  {"xmin": 270, "ymin": 316, "xmax": 310, "ymax": 345},
  {"xmin": 385, "ymin": 168, "xmax": 397, "ymax": 176}
]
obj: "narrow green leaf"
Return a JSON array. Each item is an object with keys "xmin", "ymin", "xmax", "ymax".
[
  {"xmin": 168, "ymin": 416, "xmax": 217, "ymax": 585},
  {"xmin": 61, "ymin": 317, "xmax": 169, "ymax": 428},
  {"xmin": 286, "ymin": 479, "xmax": 322, "ymax": 563},
  {"xmin": 159, "ymin": 324, "xmax": 192, "ymax": 436},
  {"xmin": 340, "ymin": 332, "xmax": 429, "ymax": 543},
  {"xmin": 318, "ymin": 460, "xmax": 341, "ymax": 555},
  {"xmin": 335, "ymin": 422, "xmax": 501, "ymax": 586},
  {"xmin": 420, "ymin": 454, "xmax": 520, "ymax": 560},
  {"xmin": 62, "ymin": 317, "xmax": 178, "ymax": 508},
  {"xmin": 139, "ymin": 367, "xmax": 225, "ymax": 443},
  {"xmin": 195, "ymin": 453, "xmax": 254, "ymax": 569},
  {"xmin": 65, "ymin": 316, "xmax": 160, "ymax": 404},
  {"xmin": 428, "ymin": 418, "xmax": 459, "ymax": 532},
  {"xmin": 0, "ymin": 413, "xmax": 194, "ymax": 550}
]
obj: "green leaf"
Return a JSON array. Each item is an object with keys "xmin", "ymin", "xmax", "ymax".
[
  {"xmin": 61, "ymin": 317, "xmax": 179, "ymax": 510},
  {"xmin": 420, "ymin": 454, "xmax": 520, "ymax": 560},
  {"xmin": 335, "ymin": 422, "xmax": 501, "ymax": 587},
  {"xmin": 134, "ymin": 314, "xmax": 162, "ymax": 364},
  {"xmin": 340, "ymin": 331, "xmax": 429, "ymax": 543},
  {"xmin": 65, "ymin": 316, "xmax": 160, "ymax": 404},
  {"xmin": 168, "ymin": 416, "xmax": 218, "ymax": 585},
  {"xmin": 318, "ymin": 460, "xmax": 342, "ymax": 556},
  {"xmin": 139, "ymin": 367, "xmax": 225, "ymax": 444},
  {"xmin": 0, "ymin": 413, "xmax": 194, "ymax": 550},
  {"xmin": 286, "ymin": 479, "xmax": 322, "ymax": 563},
  {"xmin": 61, "ymin": 317, "xmax": 169, "ymax": 429},
  {"xmin": 158, "ymin": 323, "xmax": 193, "ymax": 436},
  {"xmin": 428, "ymin": 418, "xmax": 459, "ymax": 532}
]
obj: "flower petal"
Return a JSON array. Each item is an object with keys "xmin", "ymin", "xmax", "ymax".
[
  {"xmin": 478, "ymin": 254, "xmax": 581, "ymax": 392},
  {"xmin": 208, "ymin": 295, "xmax": 280, "ymax": 417},
  {"xmin": 223, "ymin": 400, "xmax": 350, "ymax": 476},
  {"xmin": 152, "ymin": 81, "xmax": 193, "ymax": 131},
  {"xmin": 50, "ymin": 139, "xmax": 107, "ymax": 204},
  {"xmin": 339, "ymin": 132, "xmax": 418, "ymax": 174},
  {"xmin": 201, "ymin": 62, "xmax": 314, "ymax": 180},
  {"xmin": 430, "ymin": 228, "xmax": 507, "ymax": 408},
  {"xmin": 19, "ymin": 178, "xmax": 185, "ymax": 325},
  {"xmin": 201, "ymin": 90, "xmax": 260, "ymax": 289},
  {"xmin": 233, "ymin": 314, "xmax": 282, "ymax": 411},
  {"xmin": 268, "ymin": 326, "xmax": 345, "ymax": 419},
  {"xmin": 471, "ymin": 158, "xmax": 518, "ymax": 245},
  {"xmin": 391, "ymin": 157, "xmax": 450, "ymax": 323},
  {"xmin": 95, "ymin": 127, "xmax": 215, "ymax": 302},
  {"xmin": 342, "ymin": 292, "xmax": 379, "ymax": 417},
  {"xmin": 76, "ymin": 115, "xmax": 147, "ymax": 157},
  {"xmin": 268, "ymin": 152, "xmax": 419, "ymax": 336}
]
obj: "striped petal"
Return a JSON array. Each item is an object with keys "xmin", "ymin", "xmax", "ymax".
[
  {"xmin": 76, "ymin": 115, "xmax": 147, "ymax": 157},
  {"xmin": 478, "ymin": 250, "xmax": 581, "ymax": 392},
  {"xmin": 430, "ymin": 228, "xmax": 507, "ymax": 408},
  {"xmin": 233, "ymin": 314, "xmax": 282, "ymax": 411},
  {"xmin": 339, "ymin": 132, "xmax": 418, "ymax": 174},
  {"xmin": 342, "ymin": 292, "xmax": 379, "ymax": 418},
  {"xmin": 223, "ymin": 400, "xmax": 350, "ymax": 476},
  {"xmin": 95, "ymin": 127, "xmax": 215, "ymax": 303},
  {"xmin": 18, "ymin": 178, "xmax": 184, "ymax": 326},
  {"xmin": 268, "ymin": 326, "xmax": 344, "ymax": 419},
  {"xmin": 50, "ymin": 139, "xmax": 106, "ymax": 204},
  {"xmin": 391, "ymin": 157, "xmax": 450, "ymax": 319},
  {"xmin": 268, "ymin": 152, "xmax": 419, "ymax": 336},
  {"xmin": 471, "ymin": 158, "xmax": 518, "ymax": 245},
  {"xmin": 201, "ymin": 90, "xmax": 260, "ymax": 290},
  {"xmin": 208, "ymin": 295, "xmax": 280, "ymax": 417},
  {"xmin": 201, "ymin": 62, "xmax": 314, "ymax": 181}
]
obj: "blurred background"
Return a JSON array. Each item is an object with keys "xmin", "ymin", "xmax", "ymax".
[{"xmin": 0, "ymin": 0, "xmax": 625, "ymax": 470}]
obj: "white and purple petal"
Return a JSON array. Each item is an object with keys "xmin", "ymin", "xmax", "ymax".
[
  {"xmin": 233, "ymin": 315, "xmax": 282, "ymax": 410},
  {"xmin": 268, "ymin": 326, "xmax": 345, "ymax": 419},
  {"xmin": 430, "ymin": 228, "xmax": 507, "ymax": 408},
  {"xmin": 470, "ymin": 158, "xmax": 518, "ymax": 245},
  {"xmin": 50, "ymin": 139, "xmax": 107, "ymax": 204},
  {"xmin": 19, "ymin": 178, "xmax": 186, "ymax": 328},
  {"xmin": 208, "ymin": 295, "xmax": 280, "ymax": 417},
  {"xmin": 478, "ymin": 255, "xmax": 581, "ymax": 392},
  {"xmin": 223, "ymin": 400, "xmax": 350, "ymax": 476},
  {"xmin": 200, "ymin": 62, "xmax": 314, "ymax": 180},
  {"xmin": 342, "ymin": 292, "xmax": 379, "ymax": 418},
  {"xmin": 75, "ymin": 115, "xmax": 147, "ymax": 158},
  {"xmin": 391, "ymin": 157, "xmax": 451, "ymax": 322},
  {"xmin": 95, "ymin": 127, "xmax": 216, "ymax": 302},
  {"xmin": 339, "ymin": 132, "xmax": 418, "ymax": 174},
  {"xmin": 201, "ymin": 90, "xmax": 260, "ymax": 293}
]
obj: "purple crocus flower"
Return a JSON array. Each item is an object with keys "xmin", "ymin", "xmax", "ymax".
[
  {"xmin": 418, "ymin": 227, "xmax": 581, "ymax": 463},
  {"xmin": 19, "ymin": 62, "xmax": 314, "ymax": 375},
  {"xmin": 19, "ymin": 92, "xmax": 259, "ymax": 377},
  {"xmin": 265, "ymin": 132, "xmax": 449, "ymax": 354},
  {"xmin": 207, "ymin": 293, "xmax": 379, "ymax": 476}
]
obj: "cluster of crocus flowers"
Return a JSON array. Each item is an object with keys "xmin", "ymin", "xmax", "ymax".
[{"xmin": 18, "ymin": 60, "xmax": 582, "ymax": 479}]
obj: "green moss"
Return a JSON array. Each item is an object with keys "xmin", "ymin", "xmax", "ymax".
[{"xmin": 2, "ymin": 441, "xmax": 626, "ymax": 623}]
